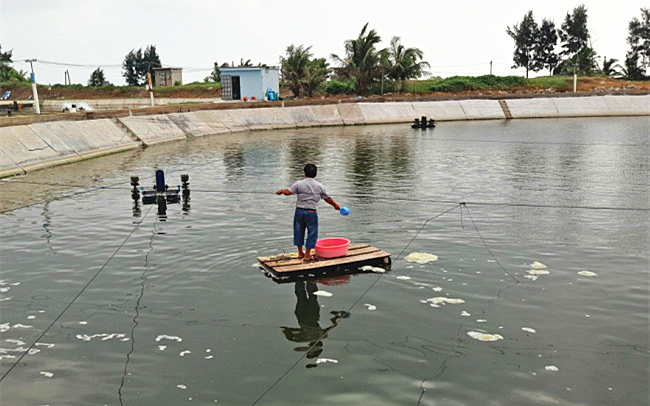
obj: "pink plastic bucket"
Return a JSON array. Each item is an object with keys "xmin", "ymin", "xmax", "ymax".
[{"xmin": 315, "ymin": 238, "xmax": 350, "ymax": 259}]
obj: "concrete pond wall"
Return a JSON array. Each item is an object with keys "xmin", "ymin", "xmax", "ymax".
[{"xmin": 1, "ymin": 95, "xmax": 648, "ymax": 178}]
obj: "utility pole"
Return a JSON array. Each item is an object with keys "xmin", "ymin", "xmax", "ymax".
[
  {"xmin": 147, "ymin": 72, "xmax": 155, "ymax": 107},
  {"xmin": 490, "ymin": 60, "xmax": 492, "ymax": 75},
  {"xmin": 25, "ymin": 59, "xmax": 41, "ymax": 114}
]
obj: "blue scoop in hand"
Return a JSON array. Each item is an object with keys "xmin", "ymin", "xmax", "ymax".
[{"xmin": 340, "ymin": 207, "xmax": 350, "ymax": 216}]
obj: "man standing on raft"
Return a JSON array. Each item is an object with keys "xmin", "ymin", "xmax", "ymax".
[{"xmin": 276, "ymin": 163, "xmax": 341, "ymax": 262}]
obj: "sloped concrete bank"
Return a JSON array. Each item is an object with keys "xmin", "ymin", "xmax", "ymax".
[{"xmin": 1, "ymin": 95, "xmax": 648, "ymax": 178}]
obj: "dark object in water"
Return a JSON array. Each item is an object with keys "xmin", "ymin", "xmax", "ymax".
[
  {"xmin": 411, "ymin": 116, "xmax": 436, "ymax": 129},
  {"xmin": 132, "ymin": 171, "xmax": 190, "ymax": 205}
]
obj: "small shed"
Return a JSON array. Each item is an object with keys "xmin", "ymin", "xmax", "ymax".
[
  {"xmin": 153, "ymin": 67, "xmax": 183, "ymax": 87},
  {"xmin": 220, "ymin": 67, "xmax": 279, "ymax": 101}
]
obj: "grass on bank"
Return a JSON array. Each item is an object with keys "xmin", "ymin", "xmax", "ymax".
[{"xmin": 0, "ymin": 75, "xmax": 638, "ymax": 99}]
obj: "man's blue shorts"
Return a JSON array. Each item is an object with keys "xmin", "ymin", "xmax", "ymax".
[{"xmin": 294, "ymin": 208, "xmax": 318, "ymax": 249}]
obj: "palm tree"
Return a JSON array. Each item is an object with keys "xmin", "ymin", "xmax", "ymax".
[
  {"xmin": 239, "ymin": 58, "xmax": 253, "ymax": 67},
  {"xmin": 331, "ymin": 23, "xmax": 386, "ymax": 95},
  {"xmin": 386, "ymin": 36, "xmax": 430, "ymax": 92},
  {"xmin": 601, "ymin": 57, "xmax": 622, "ymax": 78},
  {"xmin": 280, "ymin": 44, "xmax": 313, "ymax": 97},
  {"xmin": 302, "ymin": 58, "xmax": 329, "ymax": 97}
]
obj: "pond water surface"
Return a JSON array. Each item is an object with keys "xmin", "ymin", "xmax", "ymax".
[{"xmin": 0, "ymin": 117, "xmax": 648, "ymax": 406}]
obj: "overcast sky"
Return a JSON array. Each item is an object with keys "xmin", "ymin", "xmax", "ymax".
[{"xmin": 1, "ymin": 0, "xmax": 644, "ymax": 85}]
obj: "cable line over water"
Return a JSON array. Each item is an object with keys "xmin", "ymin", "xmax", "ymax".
[
  {"xmin": 3, "ymin": 179, "xmax": 648, "ymax": 213},
  {"xmin": 0, "ymin": 204, "xmax": 156, "ymax": 383}
]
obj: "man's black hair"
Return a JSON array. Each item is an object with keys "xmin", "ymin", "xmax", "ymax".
[{"xmin": 304, "ymin": 163, "xmax": 317, "ymax": 178}]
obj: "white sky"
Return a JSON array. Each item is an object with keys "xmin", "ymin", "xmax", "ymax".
[{"xmin": 0, "ymin": 0, "xmax": 644, "ymax": 85}]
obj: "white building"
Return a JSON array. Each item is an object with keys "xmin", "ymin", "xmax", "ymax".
[{"xmin": 220, "ymin": 67, "xmax": 279, "ymax": 101}]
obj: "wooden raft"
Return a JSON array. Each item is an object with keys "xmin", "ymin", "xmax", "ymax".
[{"xmin": 258, "ymin": 243, "xmax": 391, "ymax": 277}]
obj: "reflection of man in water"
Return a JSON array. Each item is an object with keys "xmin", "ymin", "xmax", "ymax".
[{"xmin": 281, "ymin": 281, "xmax": 347, "ymax": 364}]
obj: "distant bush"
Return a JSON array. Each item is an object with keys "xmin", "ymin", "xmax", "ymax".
[
  {"xmin": 366, "ymin": 80, "xmax": 396, "ymax": 95},
  {"xmin": 529, "ymin": 76, "xmax": 572, "ymax": 90},
  {"xmin": 323, "ymin": 80, "xmax": 354, "ymax": 95},
  {"xmin": 429, "ymin": 77, "xmax": 476, "ymax": 92},
  {"xmin": 429, "ymin": 75, "xmax": 528, "ymax": 92},
  {"xmin": 50, "ymin": 84, "xmax": 87, "ymax": 90}
]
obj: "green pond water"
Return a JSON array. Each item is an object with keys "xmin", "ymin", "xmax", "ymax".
[{"xmin": 0, "ymin": 117, "xmax": 648, "ymax": 406}]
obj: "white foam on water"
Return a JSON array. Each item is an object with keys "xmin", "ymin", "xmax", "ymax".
[
  {"xmin": 522, "ymin": 327, "xmax": 537, "ymax": 333},
  {"xmin": 158, "ymin": 345, "xmax": 167, "ymax": 351},
  {"xmin": 156, "ymin": 335, "xmax": 182, "ymax": 342},
  {"xmin": 360, "ymin": 265, "xmax": 373, "ymax": 271},
  {"xmin": 315, "ymin": 358, "xmax": 338, "ymax": 364},
  {"xmin": 205, "ymin": 355, "xmax": 214, "ymax": 359},
  {"xmin": 0, "ymin": 287, "xmax": 10, "ymax": 293},
  {"xmin": 313, "ymin": 290, "xmax": 333, "ymax": 297},
  {"xmin": 12, "ymin": 324, "xmax": 32, "ymax": 329},
  {"xmin": 364, "ymin": 304, "xmax": 377, "ymax": 311},
  {"xmin": 467, "ymin": 331, "xmax": 504, "ymax": 341},
  {"xmin": 35, "ymin": 343, "xmax": 55, "ymax": 349},
  {"xmin": 79, "ymin": 321, "xmax": 88, "ymax": 325},
  {"xmin": 206, "ymin": 349, "xmax": 211, "ymax": 353},
  {"xmin": 432, "ymin": 287, "xmax": 443, "ymax": 292},
  {"xmin": 0, "ymin": 355, "xmax": 16, "ymax": 359},
  {"xmin": 180, "ymin": 350, "xmax": 191, "ymax": 356},
  {"xmin": 578, "ymin": 271, "xmax": 598, "ymax": 277},
  {"xmin": 0, "ymin": 297, "xmax": 11, "ymax": 302},
  {"xmin": 0, "ymin": 323, "xmax": 10, "ymax": 333},
  {"xmin": 6, "ymin": 339, "xmax": 26, "ymax": 346},
  {"xmin": 427, "ymin": 297, "xmax": 465, "ymax": 305},
  {"xmin": 40, "ymin": 371, "xmax": 54, "ymax": 378},
  {"xmin": 545, "ymin": 365, "xmax": 559, "ymax": 372},
  {"xmin": 28, "ymin": 315, "xmax": 35, "ymax": 320},
  {"xmin": 1, "ymin": 347, "xmax": 41, "ymax": 355},
  {"xmin": 461, "ymin": 311, "xmax": 471, "ymax": 317},
  {"xmin": 405, "ymin": 253, "xmax": 438, "ymax": 264},
  {"xmin": 177, "ymin": 384, "xmax": 187, "ymax": 390},
  {"xmin": 76, "ymin": 333, "xmax": 126, "ymax": 341},
  {"xmin": 524, "ymin": 275, "xmax": 538, "ymax": 281},
  {"xmin": 476, "ymin": 319, "xmax": 487, "ymax": 323},
  {"xmin": 528, "ymin": 269, "xmax": 550, "ymax": 275},
  {"xmin": 396, "ymin": 276, "xmax": 411, "ymax": 280},
  {"xmin": 530, "ymin": 261, "xmax": 547, "ymax": 269}
]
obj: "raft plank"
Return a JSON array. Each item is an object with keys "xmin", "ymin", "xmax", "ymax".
[
  {"xmin": 263, "ymin": 246, "xmax": 380, "ymax": 268},
  {"xmin": 271, "ymin": 250, "xmax": 391, "ymax": 273},
  {"xmin": 348, "ymin": 243, "xmax": 370, "ymax": 250}
]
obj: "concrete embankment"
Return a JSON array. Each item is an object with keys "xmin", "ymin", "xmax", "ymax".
[
  {"xmin": 1, "ymin": 95, "xmax": 648, "ymax": 178},
  {"xmin": 41, "ymin": 98, "xmax": 223, "ymax": 112}
]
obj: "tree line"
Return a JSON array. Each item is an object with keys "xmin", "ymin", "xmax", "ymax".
[
  {"xmin": 279, "ymin": 23, "xmax": 429, "ymax": 97},
  {"xmin": 507, "ymin": 5, "xmax": 649, "ymax": 80}
]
